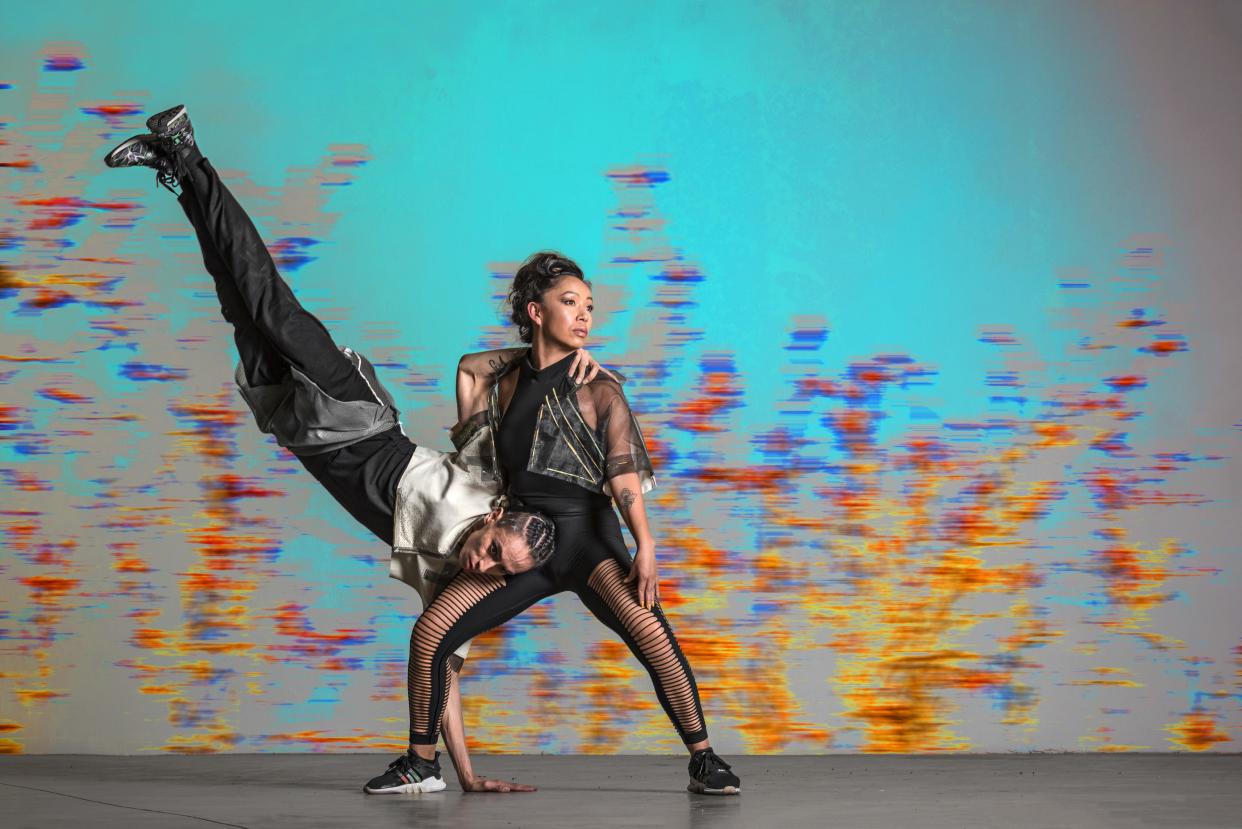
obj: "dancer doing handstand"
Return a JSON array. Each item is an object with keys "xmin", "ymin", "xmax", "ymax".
[{"xmin": 104, "ymin": 105, "xmax": 609, "ymax": 793}]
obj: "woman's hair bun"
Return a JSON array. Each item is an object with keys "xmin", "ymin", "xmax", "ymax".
[{"xmin": 507, "ymin": 252, "xmax": 585, "ymax": 343}]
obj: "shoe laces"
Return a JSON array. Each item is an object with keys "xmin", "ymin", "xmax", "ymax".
[
  {"xmin": 691, "ymin": 748, "xmax": 731, "ymax": 775},
  {"xmin": 154, "ymin": 159, "xmax": 179, "ymax": 195},
  {"xmin": 389, "ymin": 750, "xmax": 438, "ymax": 773},
  {"xmin": 385, "ymin": 753, "xmax": 414, "ymax": 773}
]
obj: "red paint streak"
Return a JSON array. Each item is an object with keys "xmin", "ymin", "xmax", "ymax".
[
  {"xmin": 688, "ymin": 466, "xmax": 794, "ymax": 494},
  {"xmin": 81, "ymin": 103, "xmax": 143, "ymax": 118},
  {"xmin": 1141, "ymin": 338, "xmax": 1187, "ymax": 356},
  {"xmin": 5, "ymin": 471, "xmax": 50, "ymax": 492},
  {"xmin": 19, "ymin": 575, "xmax": 79, "ymax": 605},
  {"xmin": 1103, "ymin": 375, "xmax": 1146, "ymax": 391},
  {"xmin": 18, "ymin": 196, "xmax": 140, "ymax": 211},
  {"xmin": 38, "ymin": 386, "xmax": 93, "ymax": 404},
  {"xmin": 210, "ymin": 474, "xmax": 283, "ymax": 500},
  {"xmin": 23, "ymin": 289, "xmax": 75, "ymax": 309}
]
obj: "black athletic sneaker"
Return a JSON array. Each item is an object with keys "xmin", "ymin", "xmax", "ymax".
[
  {"xmin": 363, "ymin": 750, "xmax": 447, "ymax": 794},
  {"xmin": 103, "ymin": 133, "xmax": 179, "ymax": 193},
  {"xmin": 146, "ymin": 104, "xmax": 196, "ymax": 157},
  {"xmin": 687, "ymin": 747, "xmax": 740, "ymax": 795}
]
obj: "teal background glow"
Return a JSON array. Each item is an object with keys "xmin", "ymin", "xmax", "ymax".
[{"xmin": 2, "ymin": 1, "xmax": 1239, "ymax": 755}]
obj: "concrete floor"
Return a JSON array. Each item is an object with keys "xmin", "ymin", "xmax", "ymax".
[{"xmin": 0, "ymin": 754, "xmax": 1238, "ymax": 829}]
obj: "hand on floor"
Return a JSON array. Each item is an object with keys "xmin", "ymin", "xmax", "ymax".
[{"xmin": 463, "ymin": 775, "xmax": 538, "ymax": 793}]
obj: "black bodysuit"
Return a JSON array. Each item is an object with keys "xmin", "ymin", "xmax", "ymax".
[{"xmin": 406, "ymin": 352, "xmax": 709, "ymax": 747}]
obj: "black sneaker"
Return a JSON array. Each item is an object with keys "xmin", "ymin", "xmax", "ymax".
[
  {"xmin": 687, "ymin": 747, "xmax": 740, "ymax": 795},
  {"xmin": 103, "ymin": 133, "xmax": 179, "ymax": 193},
  {"xmin": 146, "ymin": 104, "xmax": 196, "ymax": 157},
  {"xmin": 363, "ymin": 750, "xmax": 447, "ymax": 794}
]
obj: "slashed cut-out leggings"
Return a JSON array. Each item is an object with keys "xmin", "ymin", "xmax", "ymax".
[{"xmin": 408, "ymin": 504, "xmax": 709, "ymax": 746}]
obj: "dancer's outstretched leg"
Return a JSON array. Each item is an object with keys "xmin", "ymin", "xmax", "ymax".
[
  {"xmin": 105, "ymin": 106, "xmax": 373, "ymax": 403},
  {"xmin": 109, "ymin": 107, "xmax": 413, "ymax": 542},
  {"xmin": 142, "ymin": 103, "xmax": 375, "ymax": 403},
  {"xmin": 174, "ymin": 184, "xmax": 287, "ymax": 388},
  {"xmin": 175, "ymin": 154, "xmax": 378, "ymax": 404}
]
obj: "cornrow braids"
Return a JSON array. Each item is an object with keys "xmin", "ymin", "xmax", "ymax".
[{"xmin": 496, "ymin": 510, "xmax": 556, "ymax": 567}]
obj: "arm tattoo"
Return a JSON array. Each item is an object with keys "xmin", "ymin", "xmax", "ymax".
[
  {"xmin": 487, "ymin": 354, "xmax": 509, "ymax": 376},
  {"xmin": 619, "ymin": 487, "xmax": 636, "ymax": 512}
]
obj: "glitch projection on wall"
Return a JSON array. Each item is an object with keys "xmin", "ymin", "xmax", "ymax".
[{"xmin": 2, "ymin": 44, "xmax": 1237, "ymax": 755}]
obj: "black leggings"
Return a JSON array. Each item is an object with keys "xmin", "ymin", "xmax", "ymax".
[
  {"xmin": 409, "ymin": 502, "xmax": 709, "ymax": 747},
  {"xmin": 173, "ymin": 150, "xmax": 412, "ymax": 544}
]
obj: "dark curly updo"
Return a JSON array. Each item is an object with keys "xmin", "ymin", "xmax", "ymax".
[{"xmin": 507, "ymin": 251, "xmax": 586, "ymax": 343}]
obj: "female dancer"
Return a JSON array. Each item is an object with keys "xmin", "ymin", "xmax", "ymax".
[
  {"xmin": 403, "ymin": 253, "xmax": 742, "ymax": 795},
  {"xmin": 102, "ymin": 105, "xmax": 609, "ymax": 793}
]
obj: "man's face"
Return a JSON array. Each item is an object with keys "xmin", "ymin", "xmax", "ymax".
[{"xmin": 458, "ymin": 513, "xmax": 536, "ymax": 577}]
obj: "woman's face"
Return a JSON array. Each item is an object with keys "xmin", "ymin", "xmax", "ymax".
[{"xmin": 530, "ymin": 275, "xmax": 593, "ymax": 349}]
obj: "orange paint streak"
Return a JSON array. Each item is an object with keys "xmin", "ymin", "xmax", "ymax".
[
  {"xmin": 111, "ymin": 552, "xmax": 153, "ymax": 572},
  {"xmin": 14, "ymin": 688, "xmax": 67, "ymax": 703},
  {"xmin": 1166, "ymin": 711, "xmax": 1231, "ymax": 751},
  {"xmin": 18, "ymin": 575, "xmax": 79, "ymax": 605}
]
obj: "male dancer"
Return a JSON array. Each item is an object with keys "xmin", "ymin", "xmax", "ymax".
[{"xmin": 103, "ymin": 105, "xmax": 606, "ymax": 793}]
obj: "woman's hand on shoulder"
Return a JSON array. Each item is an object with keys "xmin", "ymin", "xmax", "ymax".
[{"xmin": 569, "ymin": 348, "xmax": 616, "ymax": 386}]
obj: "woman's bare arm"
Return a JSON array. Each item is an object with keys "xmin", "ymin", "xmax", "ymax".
[
  {"xmin": 456, "ymin": 348, "xmax": 525, "ymax": 423},
  {"xmin": 607, "ymin": 470, "xmax": 659, "ymax": 609},
  {"xmin": 439, "ymin": 656, "xmax": 536, "ymax": 793}
]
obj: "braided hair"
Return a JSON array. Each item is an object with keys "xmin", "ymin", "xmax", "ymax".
[
  {"xmin": 507, "ymin": 251, "xmax": 586, "ymax": 343},
  {"xmin": 495, "ymin": 510, "xmax": 556, "ymax": 568}
]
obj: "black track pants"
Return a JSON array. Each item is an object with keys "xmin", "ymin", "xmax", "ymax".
[{"xmin": 173, "ymin": 152, "xmax": 413, "ymax": 543}]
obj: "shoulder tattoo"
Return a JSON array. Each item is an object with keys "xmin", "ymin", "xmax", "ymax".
[{"xmin": 487, "ymin": 353, "xmax": 511, "ymax": 377}]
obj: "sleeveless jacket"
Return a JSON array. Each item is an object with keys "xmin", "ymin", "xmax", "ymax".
[{"xmin": 464, "ymin": 348, "xmax": 656, "ymax": 495}]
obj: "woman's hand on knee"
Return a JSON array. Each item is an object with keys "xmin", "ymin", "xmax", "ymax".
[{"xmin": 625, "ymin": 545, "xmax": 660, "ymax": 609}]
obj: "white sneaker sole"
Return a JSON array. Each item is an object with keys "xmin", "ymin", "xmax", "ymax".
[
  {"xmin": 365, "ymin": 776, "xmax": 447, "ymax": 794},
  {"xmin": 687, "ymin": 780, "xmax": 741, "ymax": 796}
]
